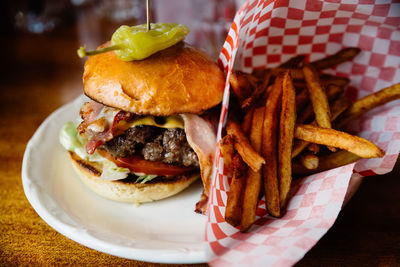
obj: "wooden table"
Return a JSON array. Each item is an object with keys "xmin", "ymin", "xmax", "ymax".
[{"xmin": 1, "ymin": 17, "xmax": 399, "ymax": 267}]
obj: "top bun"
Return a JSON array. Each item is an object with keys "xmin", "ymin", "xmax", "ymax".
[{"xmin": 83, "ymin": 42, "xmax": 225, "ymax": 116}]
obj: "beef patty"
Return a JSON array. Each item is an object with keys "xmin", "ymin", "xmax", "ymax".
[{"xmin": 99, "ymin": 125, "xmax": 199, "ymax": 168}]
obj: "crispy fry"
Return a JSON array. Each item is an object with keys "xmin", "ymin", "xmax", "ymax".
[
  {"xmin": 292, "ymin": 80, "xmax": 307, "ymax": 89},
  {"xmin": 251, "ymin": 68, "xmax": 268, "ymax": 80},
  {"xmin": 296, "ymin": 104, "xmax": 314, "ymax": 124},
  {"xmin": 279, "ymin": 72, "xmax": 296, "ymax": 209},
  {"xmin": 336, "ymin": 83, "xmax": 400, "ymax": 128},
  {"xmin": 320, "ymin": 74, "xmax": 350, "ymax": 88},
  {"xmin": 330, "ymin": 97, "xmax": 352, "ymax": 121},
  {"xmin": 240, "ymin": 107, "xmax": 265, "ymax": 232},
  {"xmin": 245, "ymin": 72, "xmax": 259, "ymax": 89},
  {"xmin": 292, "ymin": 139, "xmax": 311, "ymax": 159},
  {"xmin": 303, "ymin": 64, "xmax": 332, "ymax": 129},
  {"xmin": 294, "ymin": 124, "xmax": 385, "ymax": 158},
  {"xmin": 293, "ymin": 75, "xmax": 350, "ymax": 89},
  {"xmin": 262, "ymin": 74, "xmax": 282, "ymax": 217},
  {"xmin": 225, "ymin": 153, "xmax": 247, "ymax": 227},
  {"xmin": 223, "ymin": 48, "xmax": 397, "ymax": 233},
  {"xmin": 297, "ymin": 84, "xmax": 343, "ymax": 124},
  {"xmin": 226, "ymin": 119, "xmax": 265, "ymax": 172},
  {"xmin": 241, "ymin": 71, "xmax": 271, "ymax": 110},
  {"xmin": 230, "ymin": 71, "xmax": 253, "ymax": 101},
  {"xmin": 293, "ymin": 150, "xmax": 361, "ymax": 176},
  {"xmin": 271, "ymin": 68, "xmax": 304, "ymax": 80},
  {"xmin": 295, "ymin": 87, "xmax": 309, "ymax": 112},
  {"xmin": 312, "ymin": 100, "xmax": 346, "ymax": 153},
  {"xmin": 326, "ymin": 84, "xmax": 345, "ymax": 100},
  {"xmin": 280, "ymin": 54, "xmax": 306, "ymax": 68},
  {"xmin": 220, "ymin": 135, "xmax": 235, "ymax": 177},
  {"xmin": 241, "ymin": 106, "xmax": 255, "ymax": 136},
  {"xmin": 292, "ymin": 97, "xmax": 352, "ymax": 158},
  {"xmin": 299, "ymin": 152, "xmax": 319, "ymax": 170},
  {"xmin": 264, "ymin": 84, "xmax": 274, "ymax": 100},
  {"xmin": 307, "ymin": 143, "xmax": 320, "ymax": 154},
  {"xmin": 311, "ymin": 47, "xmax": 361, "ymax": 70},
  {"xmin": 250, "ymin": 108, "xmax": 265, "ymax": 154},
  {"xmin": 271, "ymin": 67, "xmax": 352, "ymax": 87}
]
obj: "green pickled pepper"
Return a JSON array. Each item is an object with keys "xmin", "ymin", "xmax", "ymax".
[{"xmin": 78, "ymin": 23, "xmax": 190, "ymax": 61}]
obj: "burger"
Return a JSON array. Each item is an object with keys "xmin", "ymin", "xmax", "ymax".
[{"xmin": 59, "ymin": 41, "xmax": 225, "ymax": 207}]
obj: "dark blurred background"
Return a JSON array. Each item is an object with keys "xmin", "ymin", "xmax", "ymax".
[{"xmin": 0, "ymin": 0, "xmax": 237, "ymax": 108}]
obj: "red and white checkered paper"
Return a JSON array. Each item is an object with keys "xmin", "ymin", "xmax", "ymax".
[{"xmin": 206, "ymin": 1, "xmax": 400, "ymax": 266}]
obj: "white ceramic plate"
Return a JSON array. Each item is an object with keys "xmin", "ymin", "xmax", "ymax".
[{"xmin": 22, "ymin": 95, "xmax": 207, "ymax": 264}]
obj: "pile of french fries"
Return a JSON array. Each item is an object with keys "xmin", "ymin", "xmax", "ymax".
[{"xmin": 221, "ymin": 47, "xmax": 400, "ymax": 232}]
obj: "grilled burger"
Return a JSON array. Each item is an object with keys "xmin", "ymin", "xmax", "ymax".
[{"xmin": 59, "ymin": 42, "xmax": 224, "ymax": 205}]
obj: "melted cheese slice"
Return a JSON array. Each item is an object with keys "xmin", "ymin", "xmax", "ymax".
[{"xmin": 129, "ymin": 115, "xmax": 184, "ymax": 129}]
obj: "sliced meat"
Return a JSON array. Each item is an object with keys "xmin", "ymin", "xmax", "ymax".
[
  {"xmin": 101, "ymin": 126, "xmax": 200, "ymax": 168},
  {"xmin": 142, "ymin": 134, "xmax": 164, "ymax": 162},
  {"xmin": 77, "ymin": 101, "xmax": 104, "ymax": 135},
  {"xmin": 181, "ymin": 114, "xmax": 217, "ymax": 199},
  {"xmin": 84, "ymin": 110, "xmax": 132, "ymax": 154},
  {"xmin": 162, "ymin": 129, "xmax": 198, "ymax": 167}
]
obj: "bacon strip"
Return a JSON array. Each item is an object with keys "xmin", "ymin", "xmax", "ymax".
[
  {"xmin": 181, "ymin": 114, "xmax": 217, "ymax": 202},
  {"xmin": 77, "ymin": 101, "xmax": 104, "ymax": 135},
  {"xmin": 195, "ymin": 189, "xmax": 209, "ymax": 214},
  {"xmin": 85, "ymin": 110, "xmax": 133, "ymax": 154}
]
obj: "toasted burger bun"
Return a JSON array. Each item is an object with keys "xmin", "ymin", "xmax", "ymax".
[
  {"xmin": 68, "ymin": 151, "xmax": 199, "ymax": 203},
  {"xmin": 83, "ymin": 42, "xmax": 225, "ymax": 116}
]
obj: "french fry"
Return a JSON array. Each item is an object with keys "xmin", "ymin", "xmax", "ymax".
[
  {"xmin": 271, "ymin": 68, "xmax": 304, "ymax": 80},
  {"xmin": 292, "ymin": 97, "xmax": 352, "ymax": 158},
  {"xmin": 229, "ymin": 71, "xmax": 253, "ymax": 101},
  {"xmin": 307, "ymin": 143, "xmax": 320, "ymax": 154},
  {"xmin": 311, "ymin": 47, "xmax": 361, "ymax": 70},
  {"xmin": 336, "ymin": 83, "xmax": 400, "ymax": 128},
  {"xmin": 326, "ymin": 84, "xmax": 345, "ymax": 100},
  {"xmin": 293, "ymin": 150, "xmax": 361, "ymax": 176},
  {"xmin": 224, "ymin": 48, "xmax": 396, "ymax": 232},
  {"xmin": 225, "ymin": 153, "xmax": 247, "ymax": 227},
  {"xmin": 297, "ymin": 84, "xmax": 343, "ymax": 124},
  {"xmin": 226, "ymin": 119, "xmax": 265, "ymax": 172},
  {"xmin": 303, "ymin": 63, "xmax": 332, "ymax": 129},
  {"xmin": 293, "ymin": 75, "xmax": 350, "ymax": 89},
  {"xmin": 240, "ymin": 107, "xmax": 265, "ymax": 232},
  {"xmin": 279, "ymin": 71, "xmax": 296, "ymax": 209},
  {"xmin": 241, "ymin": 71, "xmax": 271, "ymax": 110},
  {"xmin": 292, "ymin": 80, "xmax": 307, "ymax": 89},
  {"xmin": 262, "ymin": 74, "xmax": 282, "ymax": 217},
  {"xmin": 295, "ymin": 87, "xmax": 309, "ymax": 112},
  {"xmin": 299, "ymin": 152, "xmax": 319, "ymax": 170},
  {"xmin": 320, "ymin": 75, "xmax": 350, "ymax": 88},
  {"xmin": 241, "ymin": 106, "xmax": 255, "ymax": 136},
  {"xmin": 294, "ymin": 124, "xmax": 385, "ymax": 158},
  {"xmin": 307, "ymin": 97, "xmax": 352, "ymax": 154},
  {"xmin": 245, "ymin": 72, "xmax": 260, "ymax": 89},
  {"xmin": 330, "ymin": 97, "xmax": 352, "ymax": 121},
  {"xmin": 251, "ymin": 68, "xmax": 268, "ymax": 80},
  {"xmin": 280, "ymin": 54, "xmax": 306, "ymax": 68},
  {"xmin": 264, "ymin": 84, "xmax": 274, "ymax": 100},
  {"xmin": 292, "ymin": 139, "xmax": 311, "ymax": 159},
  {"xmin": 220, "ymin": 135, "xmax": 235, "ymax": 177},
  {"xmin": 296, "ymin": 104, "xmax": 314, "ymax": 124}
]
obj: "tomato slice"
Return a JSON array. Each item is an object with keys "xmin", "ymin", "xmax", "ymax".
[{"xmin": 98, "ymin": 150, "xmax": 196, "ymax": 176}]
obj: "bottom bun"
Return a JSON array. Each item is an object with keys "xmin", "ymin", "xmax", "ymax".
[{"xmin": 68, "ymin": 151, "xmax": 200, "ymax": 203}]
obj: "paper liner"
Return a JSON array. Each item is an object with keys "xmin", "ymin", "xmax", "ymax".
[{"xmin": 206, "ymin": 1, "xmax": 400, "ymax": 266}]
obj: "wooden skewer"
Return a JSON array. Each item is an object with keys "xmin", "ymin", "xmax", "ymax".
[{"xmin": 146, "ymin": 0, "xmax": 151, "ymax": 31}]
